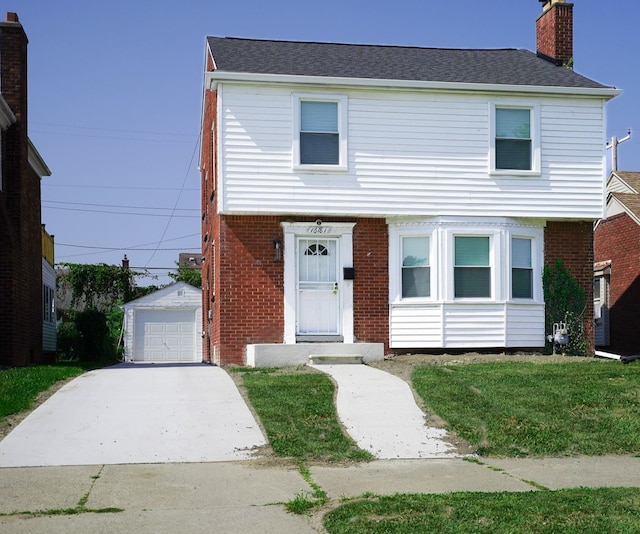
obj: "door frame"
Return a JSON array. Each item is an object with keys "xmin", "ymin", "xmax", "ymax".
[{"xmin": 282, "ymin": 221, "xmax": 355, "ymax": 344}]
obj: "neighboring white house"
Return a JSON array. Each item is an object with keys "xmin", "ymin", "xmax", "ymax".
[{"xmin": 122, "ymin": 282, "xmax": 202, "ymax": 362}]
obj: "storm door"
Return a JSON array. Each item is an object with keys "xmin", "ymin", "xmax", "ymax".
[{"xmin": 297, "ymin": 238, "xmax": 340, "ymax": 337}]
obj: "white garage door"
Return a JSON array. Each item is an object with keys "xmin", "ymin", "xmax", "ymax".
[{"xmin": 133, "ymin": 309, "xmax": 196, "ymax": 362}]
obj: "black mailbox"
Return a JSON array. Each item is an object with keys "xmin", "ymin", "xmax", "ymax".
[{"xmin": 343, "ymin": 267, "xmax": 355, "ymax": 280}]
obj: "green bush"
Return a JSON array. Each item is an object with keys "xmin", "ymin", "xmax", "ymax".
[
  {"xmin": 543, "ymin": 259, "xmax": 588, "ymax": 355},
  {"xmin": 57, "ymin": 308, "xmax": 123, "ymax": 362}
]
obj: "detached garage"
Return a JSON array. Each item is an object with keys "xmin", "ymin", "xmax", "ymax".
[{"xmin": 123, "ymin": 282, "xmax": 202, "ymax": 362}]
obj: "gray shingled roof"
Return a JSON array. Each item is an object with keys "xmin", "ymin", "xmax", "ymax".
[{"xmin": 207, "ymin": 37, "xmax": 612, "ymax": 89}]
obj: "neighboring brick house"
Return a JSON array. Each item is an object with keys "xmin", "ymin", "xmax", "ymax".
[
  {"xmin": 0, "ymin": 13, "xmax": 52, "ymax": 367},
  {"xmin": 201, "ymin": 0, "xmax": 619, "ymax": 366},
  {"xmin": 594, "ymin": 171, "xmax": 640, "ymax": 355}
]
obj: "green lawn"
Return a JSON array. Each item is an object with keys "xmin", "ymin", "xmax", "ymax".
[
  {"xmin": 412, "ymin": 361, "xmax": 640, "ymax": 457},
  {"xmin": 323, "ymin": 487, "xmax": 640, "ymax": 533},
  {"xmin": 238, "ymin": 368, "xmax": 372, "ymax": 462},
  {"xmin": 0, "ymin": 364, "xmax": 86, "ymax": 419}
]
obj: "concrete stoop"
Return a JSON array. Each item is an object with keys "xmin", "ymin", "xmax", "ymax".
[{"xmin": 246, "ymin": 342, "xmax": 383, "ymax": 367}]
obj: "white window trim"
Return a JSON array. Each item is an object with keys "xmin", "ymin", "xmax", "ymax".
[
  {"xmin": 509, "ymin": 232, "xmax": 544, "ymax": 302},
  {"xmin": 389, "ymin": 217, "xmax": 544, "ymax": 306},
  {"xmin": 448, "ymin": 229, "xmax": 500, "ymax": 301},
  {"xmin": 399, "ymin": 234, "xmax": 434, "ymax": 302},
  {"xmin": 489, "ymin": 101, "xmax": 541, "ymax": 176},
  {"xmin": 292, "ymin": 93, "xmax": 348, "ymax": 172}
]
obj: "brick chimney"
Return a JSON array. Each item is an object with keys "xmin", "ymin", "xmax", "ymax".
[{"xmin": 536, "ymin": 0, "xmax": 574, "ymax": 66}]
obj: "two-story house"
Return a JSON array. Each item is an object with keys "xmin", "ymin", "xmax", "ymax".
[
  {"xmin": 0, "ymin": 13, "xmax": 52, "ymax": 367},
  {"xmin": 200, "ymin": 0, "xmax": 619, "ymax": 366}
]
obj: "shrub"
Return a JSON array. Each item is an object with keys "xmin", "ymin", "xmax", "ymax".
[{"xmin": 543, "ymin": 259, "xmax": 588, "ymax": 355}]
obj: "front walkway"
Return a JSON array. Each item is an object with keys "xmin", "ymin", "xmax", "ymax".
[{"xmin": 310, "ymin": 363, "xmax": 457, "ymax": 459}]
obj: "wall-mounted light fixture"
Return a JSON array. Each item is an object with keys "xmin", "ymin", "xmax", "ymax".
[{"xmin": 273, "ymin": 238, "xmax": 282, "ymax": 262}]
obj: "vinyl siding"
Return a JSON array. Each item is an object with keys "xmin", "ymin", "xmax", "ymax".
[
  {"xmin": 390, "ymin": 302, "xmax": 544, "ymax": 348},
  {"xmin": 42, "ymin": 259, "xmax": 56, "ymax": 353},
  {"xmin": 218, "ymin": 84, "xmax": 607, "ymax": 219}
]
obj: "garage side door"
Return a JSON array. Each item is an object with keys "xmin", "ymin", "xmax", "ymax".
[{"xmin": 133, "ymin": 309, "xmax": 196, "ymax": 362}]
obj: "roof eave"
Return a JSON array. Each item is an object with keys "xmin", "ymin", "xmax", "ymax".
[
  {"xmin": 205, "ymin": 71, "xmax": 621, "ymax": 99},
  {"xmin": 28, "ymin": 138, "xmax": 51, "ymax": 178}
]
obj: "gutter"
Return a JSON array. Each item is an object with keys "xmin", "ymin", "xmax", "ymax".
[{"xmin": 205, "ymin": 71, "xmax": 621, "ymax": 100}]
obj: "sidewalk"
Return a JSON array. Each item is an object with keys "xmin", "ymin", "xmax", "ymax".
[{"xmin": 1, "ymin": 456, "xmax": 639, "ymax": 533}]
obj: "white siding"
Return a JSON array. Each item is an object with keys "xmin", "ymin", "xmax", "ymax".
[
  {"xmin": 390, "ymin": 302, "xmax": 544, "ymax": 349},
  {"xmin": 218, "ymin": 84, "xmax": 607, "ymax": 219},
  {"xmin": 506, "ymin": 304, "xmax": 546, "ymax": 346},
  {"xmin": 42, "ymin": 259, "xmax": 56, "ymax": 353}
]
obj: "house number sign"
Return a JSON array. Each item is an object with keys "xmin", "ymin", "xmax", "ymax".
[{"xmin": 307, "ymin": 226, "xmax": 332, "ymax": 234}]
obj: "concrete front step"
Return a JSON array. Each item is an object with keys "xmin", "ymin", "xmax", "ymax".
[
  {"xmin": 308, "ymin": 354, "xmax": 364, "ymax": 365},
  {"xmin": 245, "ymin": 343, "xmax": 384, "ymax": 367}
]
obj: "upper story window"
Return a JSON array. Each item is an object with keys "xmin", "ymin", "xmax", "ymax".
[
  {"xmin": 512, "ymin": 237, "xmax": 533, "ymax": 299},
  {"xmin": 490, "ymin": 103, "xmax": 540, "ymax": 175},
  {"xmin": 293, "ymin": 94, "xmax": 348, "ymax": 171},
  {"xmin": 454, "ymin": 236, "xmax": 491, "ymax": 298},
  {"xmin": 401, "ymin": 236, "xmax": 430, "ymax": 298}
]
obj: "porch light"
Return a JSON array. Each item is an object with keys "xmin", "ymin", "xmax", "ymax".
[{"xmin": 273, "ymin": 238, "xmax": 282, "ymax": 262}]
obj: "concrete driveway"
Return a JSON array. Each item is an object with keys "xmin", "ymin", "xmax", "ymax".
[{"xmin": 0, "ymin": 363, "xmax": 266, "ymax": 467}]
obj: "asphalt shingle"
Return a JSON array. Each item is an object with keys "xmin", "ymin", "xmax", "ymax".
[{"xmin": 207, "ymin": 37, "xmax": 613, "ymax": 89}]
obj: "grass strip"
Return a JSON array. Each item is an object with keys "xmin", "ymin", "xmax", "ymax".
[
  {"xmin": 0, "ymin": 364, "xmax": 86, "ymax": 419},
  {"xmin": 323, "ymin": 487, "xmax": 640, "ymax": 533},
  {"xmin": 412, "ymin": 361, "xmax": 640, "ymax": 457},
  {"xmin": 241, "ymin": 369, "xmax": 372, "ymax": 462}
]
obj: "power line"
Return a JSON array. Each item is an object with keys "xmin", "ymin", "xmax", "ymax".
[
  {"xmin": 57, "ymin": 243, "xmax": 198, "ymax": 251},
  {"xmin": 44, "ymin": 200, "xmax": 199, "ymax": 212},
  {"xmin": 43, "ymin": 183, "xmax": 198, "ymax": 191},
  {"xmin": 42, "ymin": 205, "xmax": 199, "ymax": 218},
  {"xmin": 144, "ymin": 137, "xmax": 200, "ymax": 267}
]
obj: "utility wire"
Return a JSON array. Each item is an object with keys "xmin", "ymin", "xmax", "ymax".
[
  {"xmin": 42, "ymin": 205, "xmax": 199, "ymax": 218},
  {"xmin": 144, "ymin": 137, "xmax": 200, "ymax": 267},
  {"xmin": 43, "ymin": 183, "xmax": 198, "ymax": 191},
  {"xmin": 44, "ymin": 200, "xmax": 199, "ymax": 211}
]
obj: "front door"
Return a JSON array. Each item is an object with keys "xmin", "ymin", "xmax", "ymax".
[{"xmin": 297, "ymin": 238, "xmax": 340, "ymax": 337}]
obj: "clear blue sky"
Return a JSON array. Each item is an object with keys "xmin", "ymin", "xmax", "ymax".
[{"xmin": 6, "ymin": 0, "xmax": 639, "ymax": 285}]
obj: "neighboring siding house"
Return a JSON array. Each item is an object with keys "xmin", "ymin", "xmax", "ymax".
[
  {"xmin": 0, "ymin": 13, "xmax": 52, "ymax": 367},
  {"xmin": 201, "ymin": 1, "xmax": 619, "ymax": 366},
  {"xmin": 42, "ymin": 225, "xmax": 56, "ymax": 354},
  {"xmin": 594, "ymin": 171, "xmax": 640, "ymax": 355}
]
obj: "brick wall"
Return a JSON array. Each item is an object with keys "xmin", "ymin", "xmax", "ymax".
[
  {"xmin": 202, "ymin": 213, "xmax": 390, "ymax": 365},
  {"xmin": 353, "ymin": 218, "xmax": 389, "ymax": 350},
  {"xmin": 594, "ymin": 213, "xmax": 640, "ymax": 354},
  {"xmin": 544, "ymin": 220, "xmax": 594, "ymax": 353},
  {"xmin": 215, "ymin": 215, "xmax": 285, "ymax": 365},
  {"xmin": 536, "ymin": 2, "xmax": 573, "ymax": 66},
  {"xmin": 0, "ymin": 15, "xmax": 44, "ymax": 367},
  {"xmin": 200, "ymin": 87, "xmax": 216, "ymax": 363}
]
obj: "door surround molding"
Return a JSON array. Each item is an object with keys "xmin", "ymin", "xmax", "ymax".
[{"xmin": 282, "ymin": 222, "xmax": 355, "ymax": 344}]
